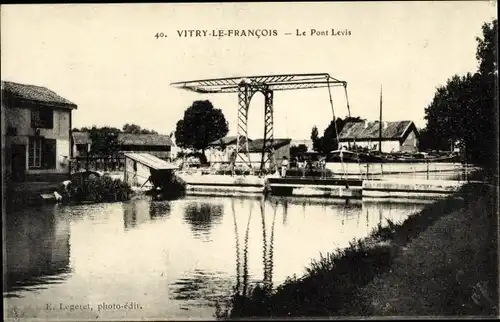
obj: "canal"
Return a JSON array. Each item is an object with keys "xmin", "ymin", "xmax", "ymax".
[{"xmin": 3, "ymin": 196, "xmax": 426, "ymax": 320}]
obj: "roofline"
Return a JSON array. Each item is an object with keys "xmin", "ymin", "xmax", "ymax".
[
  {"xmin": 338, "ymin": 121, "xmax": 416, "ymax": 141},
  {"xmin": 5, "ymin": 94, "xmax": 77, "ymax": 110},
  {"xmin": 339, "ymin": 137, "xmax": 405, "ymax": 142}
]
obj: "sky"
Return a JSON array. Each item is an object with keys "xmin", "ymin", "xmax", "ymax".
[{"xmin": 1, "ymin": 2, "xmax": 497, "ymax": 140}]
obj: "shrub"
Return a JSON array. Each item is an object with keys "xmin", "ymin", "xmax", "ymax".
[{"xmin": 59, "ymin": 175, "xmax": 132, "ymax": 203}]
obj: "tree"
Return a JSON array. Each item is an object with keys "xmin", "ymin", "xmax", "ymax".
[
  {"xmin": 290, "ymin": 144, "xmax": 308, "ymax": 159},
  {"xmin": 174, "ymin": 100, "xmax": 229, "ymax": 156},
  {"xmin": 72, "ymin": 126, "xmax": 91, "ymax": 132},
  {"xmin": 423, "ymin": 74, "xmax": 475, "ymax": 152},
  {"xmin": 311, "ymin": 126, "xmax": 321, "ymax": 152},
  {"xmin": 423, "ymin": 19, "xmax": 497, "ymax": 167},
  {"xmin": 88, "ymin": 126, "xmax": 121, "ymax": 157},
  {"xmin": 122, "ymin": 123, "xmax": 158, "ymax": 134},
  {"xmin": 320, "ymin": 116, "xmax": 363, "ymax": 153}
]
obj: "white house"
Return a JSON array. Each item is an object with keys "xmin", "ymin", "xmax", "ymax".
[
  {"xmin": 338, "ymin": 120, "xmax": 419, "ymax": 153},
  {"xmin": 206, "ymin": 135, "xmax": 291, "ymax": 169},
  {"xmin": 2, "ymin": 80, "xmax": 77, "ymax": 182}
]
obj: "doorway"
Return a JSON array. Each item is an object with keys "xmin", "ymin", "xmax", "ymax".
[{"xmin": 11, "ymin": 144, "xmax": 26, "ymax": 182}]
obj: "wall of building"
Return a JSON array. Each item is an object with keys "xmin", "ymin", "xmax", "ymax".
[
  {"xmin": 73, "ymin": 143, "xmax": 90, "ymax": 158},
  {"xmin": 247, "ymin": 144, "xmax": 291, "ymax": 168},
  {"xmin": 400, "ymin": 130, "xmax": 418, "ymax": 153},
  {"xmin": 207, "ymin": 144, "xmax": 290, "ymax": 169},
  {"xmin": 124, "ymin": 158, "xmax": 153, "ymax": 188},
  {"xmin": 4, "ymin": 105, "xmax": 72, "ymax": 181},
  {"xmin": 1, "ymin": 101, "xmax": 7, "ymax": 189},
  {"xmin": 339, "ymin": 140, "xmax": 401, "ymax": 153}
]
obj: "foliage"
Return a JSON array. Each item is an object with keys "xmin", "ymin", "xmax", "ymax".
[
  {"xmin": 311, "ymin": 117, "xmax": 364, "ymax": 154},
  {"xmin": 122, "ymin": 123, "xmax": 158, "ymax": 134},
  {"xmin": 363, "ymin": 184, "xmax": 498, "ymax": 316},
  {"xmin": 321, "ymin": 118, "xmax": 343, "ymax": 153},
  {"xmin": 174, "ymin": 100, "xmax": 229, "ymax": 153},
  {"xmin": 422, "ymin": 19, "xmax": 498, "ymax": 167},
  {"xmin": 88, "ymin": 126, "xmax": 121, "ymax": 157},
  {"xmin": 310, "ymin": 126, "xmax": 321, "ymax": 152},
  {"xmin": 290, "ymin": 144, "xmax": 308, "ymax": 159},
  {"xmin": 57, "ymin": 175, "xmax": 132, "ymax": 203}
]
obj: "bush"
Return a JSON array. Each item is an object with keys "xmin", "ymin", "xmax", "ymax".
[{"xmin": 58, "ymin": 175, "xmax": 132, "ymax": 203}]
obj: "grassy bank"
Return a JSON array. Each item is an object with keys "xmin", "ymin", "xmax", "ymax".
[
  {"xmin": 218, "ymin": 182, "xmax": 498, "ymax": 318},
  {"xmin": 360, "ymin": 183, "xmax": 498, "ymax": 316}
]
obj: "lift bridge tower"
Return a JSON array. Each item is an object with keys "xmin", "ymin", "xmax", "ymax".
[{"xmin": 171, "ymin": 73, "xmax": 348, "ymax": 173}]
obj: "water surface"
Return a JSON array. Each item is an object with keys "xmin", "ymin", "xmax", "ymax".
[{"xmin": 4, "ymin": 196, "xmax": 425, "ymax": 320}]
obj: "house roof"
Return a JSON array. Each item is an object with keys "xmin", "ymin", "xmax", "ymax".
[
  {"xmin": 338, "ymin": 121, "xmax": 416, "ymax": 141},
  {"xmin": 248, "ymin": 138, "xmax": 292, "ymax": 152},
  {"xmin": 71, "ymin": 131, "xmax": 173, "ymax": 146},
  {"xmin": 1, "ymin": 80, "xmax": 77, "ymax": 109},
  {"xmin": 124, "ymin": 153, "xmax": 177, "ymax": 170},
  {"xmin": 72, "ymin": 131, "xmax": 92, "ymax": 145},
  {"xmin": 119, "ymin": 133, "xmax": 173, "ymax": 146},
  {"xmin": 208, "ymin": 136, "xmax": 252, "ymax": 147}
]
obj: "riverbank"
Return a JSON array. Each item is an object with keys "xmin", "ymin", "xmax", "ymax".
[
  {"xmin": 359, "ymin": 182, "xmax": 498, "ymax": 316},
  {"xmin": 219, "ymin": 181, "xmax": 498, "ymax": 318}
]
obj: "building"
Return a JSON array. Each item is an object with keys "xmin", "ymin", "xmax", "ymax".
[
  {"xmin": 71, "ymin": 131, "xmax": 174, "ymax": 160},
  {"xmin": 72, "ymin": 131, "xmax": 91, "ymax": 158},
  {"xmin": 124, "ymin": 152, "xmax": 177, "ymax": 189},
  {"xmin": 338, "ymin": 120, "xmax": 419, "ymax": 153},
  {"xmin": 207, "ymin": 136, "xmax": 252, "ymax": 150},
  {"xmin": 247, "ymin": 138, "xmax": 292, "ymax": 168},
  {"xmin": 206, "ymin": 136, "xmax": 291, "ymax": 168},
  {"xmin": 290, "ymin": 139, "xmax": 314, "ymax": 152},
  {"xmin": 2, "ymin": 80, "xmax": 77, "ymax": 182},
  {"xmin": 206, "ymin": 136, "xmax": 252, "ymax": 163}
]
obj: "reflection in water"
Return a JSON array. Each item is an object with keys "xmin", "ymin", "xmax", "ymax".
[
  {"xmin": 4, "ymin": 196, "xmax": 425, "ymax": 319},
  {"xmin": 260, "ymin": 199, "xmax": 268, "ymax": 293},
  {"xmin": 149, "ymin": 200, "xmax": 172, "ymax": 219},
  {"xmin": 4, "ymin": 205, "xmax": 71, "ymax": 294},
  {"xmin": 170, "ymin": 269, "xmax": 233, "ymax": 307},
  {"xmin": 242, "ymin": 201, "xmax": 253, "ymax": 297},
  {"xmin": 231, "ymin": 198, "xmax": 279, "ymax": 297},
  {"xmin": 267, "ymin": 202, "xmax": 277, "ymax": 292},
  {"xmin": 183, "ymin": 202, "xmax": 224, "ymax": 241},
  {"xmin": 231, "ymin": 199, "xmax": 241, "ymax": 294},
  {"xmin": 122, "ymin": 199, "xmax": 152, "ymax": 230}
]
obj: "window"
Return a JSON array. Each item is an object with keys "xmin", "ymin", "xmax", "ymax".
[
  {"xmin": 29, "ymin": 137, "xmax": 57, "ymax": 169},
  {"xmin": 31, "ymin": 106, "xmax": 54, "ymax": 129},
  {"xmin": 29, "ymin": 137, "xmax": 42, "ymax": 168}
]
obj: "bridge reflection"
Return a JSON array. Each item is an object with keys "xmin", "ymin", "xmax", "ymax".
[{"xmin": 231, "ymin": 197, "xmax": 278, "ymax": 297}]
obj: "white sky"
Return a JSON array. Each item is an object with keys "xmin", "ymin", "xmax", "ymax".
[{"xmin": 1, "ymin": 2, "xmax": 497, "ymax": 139}]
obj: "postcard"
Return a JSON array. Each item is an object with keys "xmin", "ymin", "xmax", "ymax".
[{"xmin": 2, "ymin": 2, "xmax": 498, "ymax": 321}]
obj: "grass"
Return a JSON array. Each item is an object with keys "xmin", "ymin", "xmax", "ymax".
[
  {"xmin": 360, "ymin": 184, "xmax": 498, "ymax": 317},
  {"xmin": 217, "ymin": 181, "xmax": 498, "ymax": 319}
]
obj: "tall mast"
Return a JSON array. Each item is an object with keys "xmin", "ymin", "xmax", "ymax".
[{"xmin": 379, "ymin": 85, "xmax": 383, "ymax": 153}]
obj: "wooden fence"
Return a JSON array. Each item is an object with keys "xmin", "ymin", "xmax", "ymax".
[{"xmin": 70, "ymin": 156, "xmax": 125, "ymax": 173}]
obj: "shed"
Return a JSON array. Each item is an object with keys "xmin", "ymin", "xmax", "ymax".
[{"xmin": 124, "ymin": 153, "xmax": 178, "ymax": 189}]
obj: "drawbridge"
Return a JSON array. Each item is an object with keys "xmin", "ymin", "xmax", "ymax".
[{"xmin": 171, "ymin": 73, "xmax": 351, "ymax": 173}]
